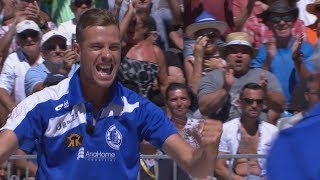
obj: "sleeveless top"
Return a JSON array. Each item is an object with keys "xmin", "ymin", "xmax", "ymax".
[{"xmin": 117, "ymin": 57, "xmax": 160, "ymax": 97}]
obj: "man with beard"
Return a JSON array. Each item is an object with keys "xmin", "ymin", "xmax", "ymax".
[
  {"xmin": 251, "ymin": 0, "xmax": 315, "ymax": 109},
  {"xmin": 215, "ymin": 83, "xmax": 278, "ymax": 179},
  {"xmin": 25, "ymin": 30, "xmax": 79, "ymax": 96},
  {"xmin": 198, "ymin": 32, "xmax": 285, "ymax": 124}
]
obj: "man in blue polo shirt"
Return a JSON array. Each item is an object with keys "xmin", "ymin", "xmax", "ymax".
[{"xmin": 0, "ymin": 8, "xmax": 222, "ymax": 180}]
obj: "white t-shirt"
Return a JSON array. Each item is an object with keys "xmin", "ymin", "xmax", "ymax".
[{"xmin": 0, "ymin": 49, "xmax": 44, "ymax": 104}]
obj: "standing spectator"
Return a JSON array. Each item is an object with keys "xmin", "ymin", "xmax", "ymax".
[
  {"xmin": 118, "ymin": 9, "xmax": 168, "ymax": 100},
  {"xmin": 0, "ymin": 20, "xmax": 43, "ymax": 113},
  {"xmin": 251, "ymin": 0, "xmax": 315, "ymax": 108},
  {"xmin": 25, "ymin": 30, "xmax": 79, "ymax": 96},
  {"xmin": 198, "ymin": 32, "xmax": 285, "ymax": 124},
  {"xmin": 215, "ymin": 83, "xmax": 278, "ymax": 179},
  {"xmin": 57, "ymin": 0, "xmax": 93, "ymax": 46}
]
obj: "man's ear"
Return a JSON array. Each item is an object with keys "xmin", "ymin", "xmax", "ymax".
[
  {"xmin": 151, "ymin": 32, "xmax": 158, "ymax": 42},
  {"xmin": 237, "ymin": 98, "xmax": 242, "ymax": 108},
  {"xmin": 74, "ymin": 42, "xmax": 81, "ymax": 56}
]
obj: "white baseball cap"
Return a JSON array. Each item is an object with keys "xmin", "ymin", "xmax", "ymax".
[
  {"xmin": 41, "ymin": 30, "xmax": 67, "ymax": 47},
  {"xmin": 16, "ymin": 20, "xmax": 41, "ymax": 34}
]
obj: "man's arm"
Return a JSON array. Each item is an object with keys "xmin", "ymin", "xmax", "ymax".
[
  {"xmin": 0, "ymin": 88, "xmax": 15, "ymax": 113},
  {"xmin": 162, "ymin": 120, "xmax": 222, "ymax": 178},
  {"xmin": 0, "ymin": 130, "xmax": 19, "ymax": 164},
  {"xmin": 215, "ymin": 152, "xmax": 243, "ymax": 180},
  {"xmin": 199, "ymin": 88, "xmax": 229, "ymax": 116},
  {"xmin": 0, "ymin": 25, "xmax": 16, "ymax": 67}
]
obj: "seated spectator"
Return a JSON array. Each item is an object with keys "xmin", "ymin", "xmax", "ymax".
[
  {"xmin": 57, "ymin": 0, "xmax": 93, "ymax": 46},
  {"xmin": 278, "ymin": 73, "xmax": 320, "ymax": 130},
  {"xmin": 158, "ymin": 83, "xmax": 211, "ymax": 180},
  {"xmin": 215, "ymin": 83, "xmax": 278, "ymax": 179},
  {"xmin": 251, "ymin": 0, "xmax": 315, "ymax": 108},
  {"xmin": 184, "ymin": 11, "xmax": 227, "ymax": 95},
  {"xmin": 198, "ymin": 32, "xmax": 285, "ymax": 124},
  {"xmin": 0, "ymin": 0, "xmax": 55, "ymax": 66},
  {"xmin": 0, "ymin": 20, "xmax": 44, "ymax": 113},
  {"xmin": 25, "ymin": 30, "xmax": 79, "ymax": 96}
]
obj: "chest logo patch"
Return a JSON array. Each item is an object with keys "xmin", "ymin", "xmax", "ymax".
[
  {"xmin": 106, "ymin": 124, "xmax": 122, "ymax": 150},
  {"xmin": 65, "ymin": 133, "xmax": 83, "ymax": 148}
]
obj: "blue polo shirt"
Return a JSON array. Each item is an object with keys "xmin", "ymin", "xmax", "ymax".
[
  {"xmin": 2, "ymin": 69, "xmax": 177, "ymax": 180},
  {"xmin": 267, "ymin": 103, "xmax": 320, "ymax": 179},
  {"xmin": 251, "ymin": 39, "xmax": 314, "ymax": 106}
]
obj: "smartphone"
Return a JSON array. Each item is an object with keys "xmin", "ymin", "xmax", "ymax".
[{"xmin": 71, "ymin": 34, "xmax": 76, "ymax": 50}]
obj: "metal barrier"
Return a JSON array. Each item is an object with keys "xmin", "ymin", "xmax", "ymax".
[{"xmin": 6, "ymin": 154, "xmax": 267, "ymax": 180}]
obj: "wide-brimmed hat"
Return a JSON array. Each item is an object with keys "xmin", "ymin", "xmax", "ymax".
[
  {"xmin": 219, "ymin": 32, "xmax": 257, "ymax": 58},
  {"xmin": 307, "ymin": 0, "xmax": 320, "ymax": 16},
  {"xmin": 258, "ymin": 0, "xmax": 299, "ymax": 24},
  {"xmin": 185, "ymin": 11, "xmax": 227, "ymax": 38}
]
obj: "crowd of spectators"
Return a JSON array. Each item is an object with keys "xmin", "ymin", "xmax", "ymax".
[{"xmin": 0, "ymin": 0, "xmax": 320, "ymax": 179}]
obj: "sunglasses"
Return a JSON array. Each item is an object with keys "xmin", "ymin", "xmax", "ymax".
[
  {"xmin": 17, "ymin": 31, "xmax": 40, "ymax": 40},
  {"xmin": 194, "ymin": 30, "xmax": 218, "ymax": 39},
  {"xmin": 241, "ymin": 98, "xmax": 263, "ymax": 105},
  {"xmin": 74, "ymin": 0, "xmax": 92, "ymax": 7},
  {"xmin": 270, "ymin": 15, "xmax": 294, "ymax": 24},
  {"xmin": 43, "ymin": 43, "xmax": 67, "ymax": 51}
]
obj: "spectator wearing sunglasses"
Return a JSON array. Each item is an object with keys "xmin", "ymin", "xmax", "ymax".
[
  {"xmin": 251, "ymin": 0, "xmax": 315, "ymax": 111},
  {"xmin": 0, "ymin": 20, "xmax": 44, "ymax": 113},
  {"xmin": 215, "ymin": 82, "xmax": 278, "ymax": 179},
  {"xmin": 57, "ymin": 0, "xmax": 93, "ymax": 46},
  {"xmin": 184, "ymin": 11, "xmax": 227, "ymax": 96},
  {"xmin": 241, "ymin": 0, "xmax": 306, "ymax": 48},
  {"xmin": 198, "ymin": 32, "xmax": 285, "ymax": 125},
  {"xmin": 25, "ymin": 30, "xmax": 79, "ymax": 96}
]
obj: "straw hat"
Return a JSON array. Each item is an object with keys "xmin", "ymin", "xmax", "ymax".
[
  {"xmin": 258, "ymin": 0, "xmax": 299, "ymax": 24},
  {"xmin": 220, "ymin": 32, "xmax": 257, "ymax": 58},
  {"xmin": 307, "ymin": 0, "xmax": 320, "ymax": 16},
  {"xmin": 185, "ymin": 11, "xmax": 227, "ymax": 38}
]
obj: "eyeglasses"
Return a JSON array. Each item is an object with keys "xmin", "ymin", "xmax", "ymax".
[
  {"xmin": 43, "ymin": 43, "xmax": 67, "ymax": 51},
  {"xmin": 241, "ymin": 98, "xmax": 264, "ymax": 105},
  {"xmin": 270, "ymin": 15, "xmax": 294, "ymax": 24},
  {"xmin": 194, "ymin": 30, "xmax": 219, "ymax": 39},
  {"xmin": 17, "ymin": 31, "xmax": 40, "ymax": 40}
]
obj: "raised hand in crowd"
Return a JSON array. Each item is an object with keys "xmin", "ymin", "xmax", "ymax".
[
  {"xmin": 292, "ymin": 33, "xmax": 303, "ymax": 62},
  {"xmin": 203, "ymin": 56, "xmax": 226, "ymax": 72},
  {"xmin": 223, "ymin": 64, "xmax": 234, "ymax": 92},
  {"xmin": 61, "ymin": 48, "xmax": 77, "ymax": 75},
  {"xmin": 262, "ymin": 36, "xmax": 276, "ymax": 71}
]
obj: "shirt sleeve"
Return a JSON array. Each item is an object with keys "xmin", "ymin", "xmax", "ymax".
[
  {"xmin": 25, "ymin": 66, "xmax": 47, "ymax": 96},
  {"xmin": 0, "ymin": 56, "xmax": 15, "ymax": 94},
  {"xmin": 219, "ymin": 124, "xmax": 230, "ymax": 153},
  {"xmin": 267, "ymin": 133, "xmax": 303, "ymax": 180},
  {"xmin": 198, "ymin": 69, "xmax": 224, "ymax": 97},
  {"xmin": 250, "ymin": 44, "xmax": 267, "ymax": 68},
  {"xmin": 138, "ymin": 99, "xmax": 178, "ymax": 150}
]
